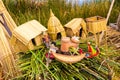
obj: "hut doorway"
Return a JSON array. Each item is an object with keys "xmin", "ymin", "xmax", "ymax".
[
  {"xmin": 0, "ymin": 62, "xmax": 3, "ymax": 79},
  {"xmin": 79, "ymin": 28, "xmax": 83, "ymax": 37},
  {"xmin": 57, "ymin": 33, "xmax": 62, "ymax": 39}
]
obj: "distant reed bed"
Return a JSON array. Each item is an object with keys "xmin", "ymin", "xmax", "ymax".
[{"xmin": 3, "ymin": 0, "xmax": 120, "ymax": 26}]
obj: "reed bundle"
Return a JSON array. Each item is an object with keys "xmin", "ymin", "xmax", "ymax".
[{"xmin": 0, "ymin": 27, "xmax": 18, "ymax": 79}]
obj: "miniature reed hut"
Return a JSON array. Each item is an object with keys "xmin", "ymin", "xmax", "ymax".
[
  {"xmin": 11, "ymin": 20, "xmax": 47, "ymax": 53},
  {"xmin": 86, "ymin": 16, "xmax": 107, "ymax": 45},
  {"xmin": 47, "ymin": 9, "xmax": 66, "ymax": 40},
  {"xmin": 64, "ymin": 18, "xmax": 87, "ymax": 38},
  {"xmin": 0, "ymin": 0, "xmax": 17, "ymax": 38}
]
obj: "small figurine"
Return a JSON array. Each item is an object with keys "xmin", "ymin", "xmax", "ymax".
[
  {"xmin": 60, "ymin": 36, "xmax": 80, "ymax": 53},
  {"xmin": 46, "ymin": 44, "xmax": 58, "ymax": 67},
  {"xmin": 71, "ymin": 36, "xmax": 80, "ymax": 48},
  {"xmin": 49, "ymin": 44, "xmax": 58, "ymax": 53},
  {"xmin": 78, "ymin": 48, "xmax": 83, "ymax": 54},
  {"xmin": 46, "ymin": 44, "xmax": 58, "ymax": 60},
  {"xmin": 45, "ymin": 51, "xmax": 54, "ymax": 59},
  {"xmin": 42, "ymin": 32, "xmax": 50, "ymax": 48},
  {"xmin": 60, "ymin": 37, "xmax": 71, "ymax": 53},
  {"xmin": 86, "ymin": 42, "xmax": 100, "ymax": 58}
]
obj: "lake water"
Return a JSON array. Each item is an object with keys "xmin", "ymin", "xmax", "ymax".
[
  {"xmin": 11, "ymin": 0, "xmax": 110, "ymax": 6},
  {"xmin": 31, "ymin": 0, "xmax": 97, "ymax": 4},
  {"xmin": 66, "ymin": 0, "xmax": 92, "ymax": 5}
]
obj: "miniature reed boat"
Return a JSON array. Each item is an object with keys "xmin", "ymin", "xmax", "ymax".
[{"xmin": 52, "ymin": 52, "xmax": 86, "ymax": 64}]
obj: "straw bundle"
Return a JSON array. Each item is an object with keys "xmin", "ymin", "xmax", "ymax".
[
  {"xmin": 47, "ymin": 9, "xmax": 66, "ymax": 40},
  {"xmin": 0, "ymin": 0, "xmax": 17, "ymax": 37},
  {"xmin": 52, "ymin": 52, "xmax": 86, "ymax": 64},
  {"xmin": 0, "ymin": 27, "xmax": 18, "ymax": 78}
]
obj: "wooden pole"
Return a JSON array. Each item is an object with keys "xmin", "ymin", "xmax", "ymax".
[
  {"xmin": 99, "ymin": 0, "xmax": 115, "ymax": 43},
  {"xmin": 117, "ymin": 13, "xmax": 120, "ymax": 31},
  {"xmin": 106, "ymin": 0, "xmax": 115, "ymax": 23}
]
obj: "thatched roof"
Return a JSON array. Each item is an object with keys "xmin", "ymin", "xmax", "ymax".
[
  {"xmin": 13, "ymin": 20, "xmax": 47, "ymax": 45},
  {"xmin": 47, "ymin": 9, "xmax": 65, "ymax": 34},
  {"xmin": 64, "ymin": 18, "xmax": 87, "ymax": 34}
]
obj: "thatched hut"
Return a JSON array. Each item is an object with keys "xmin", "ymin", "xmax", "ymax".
[
  {"xmin": 86, "ymin": 16, "xmax": 107, "ymax": 34},
  {"xmin": 47, "ymin": 10, "xmax": 66, "ymax": 40},
  {"xmin": 64, "ymin": 18, "xmax": 87, "ymax": 38},
  {"xmin": 86, "ymin": 16, "xmax": 107, "ymax": 46},
  {"xmin": 11, "ymin": 20, "xmax": 47, "ymax": 53}
]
